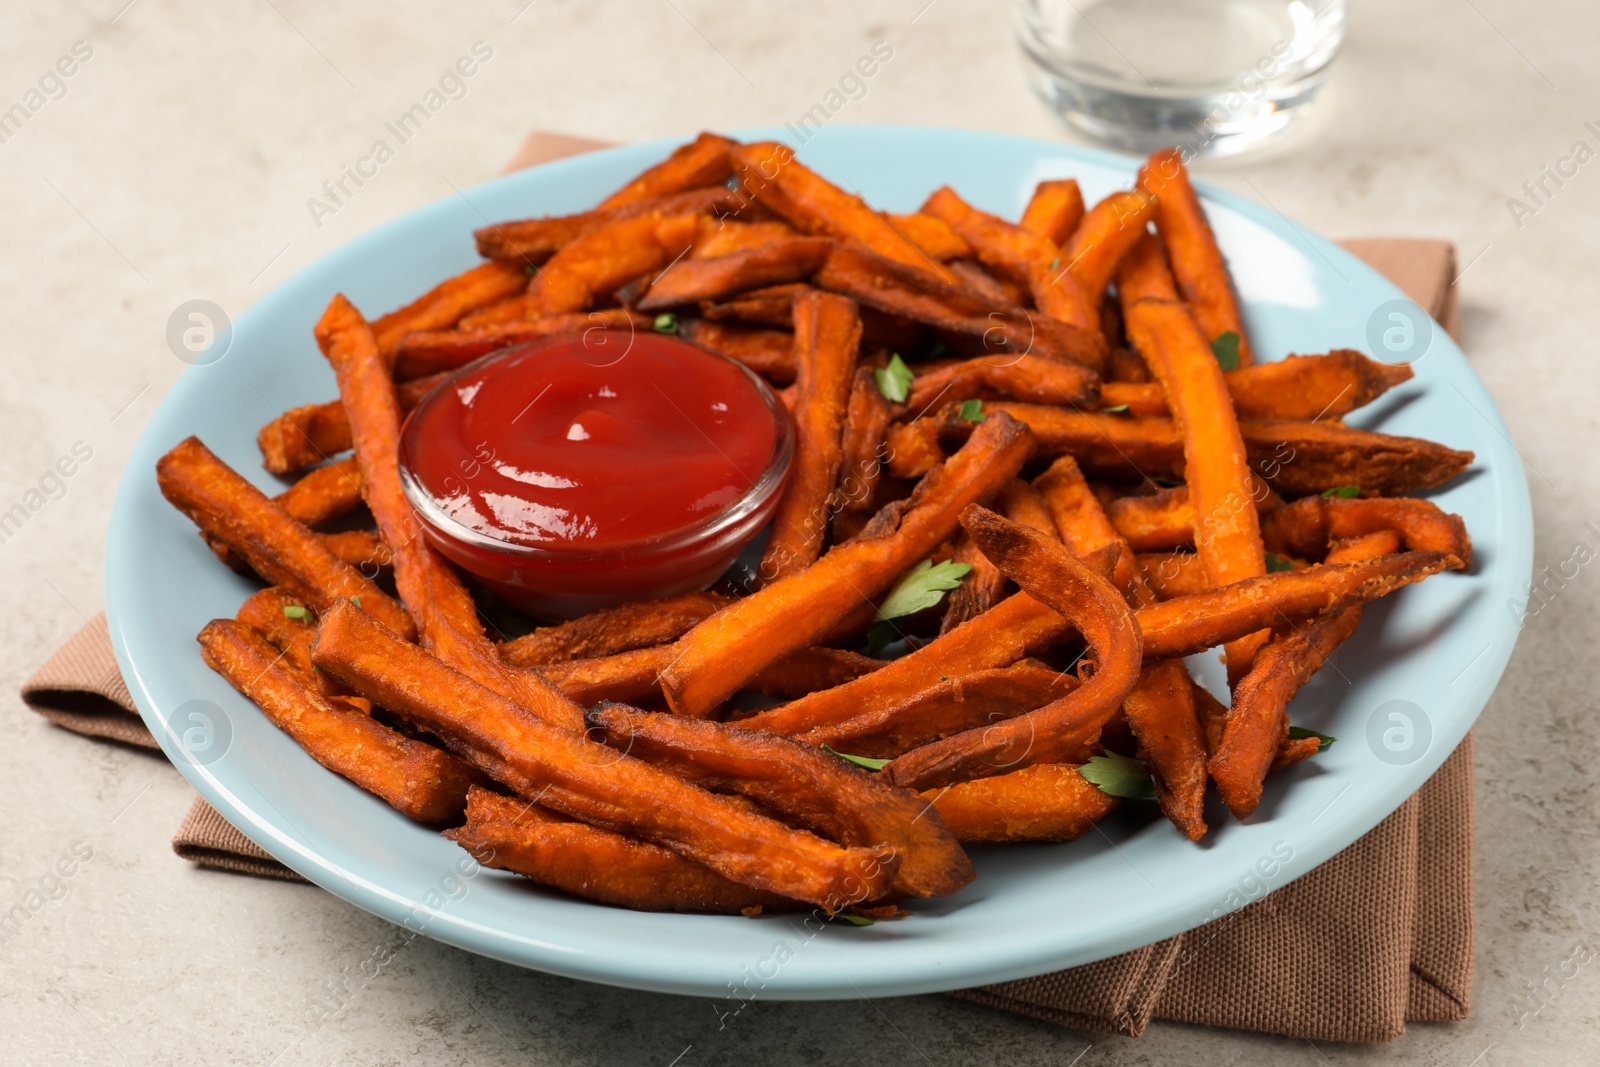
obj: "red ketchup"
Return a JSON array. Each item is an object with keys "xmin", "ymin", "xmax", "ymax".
[{"xmin": 399, "ymin": 329, "xmax": 791, "ymax": 618}]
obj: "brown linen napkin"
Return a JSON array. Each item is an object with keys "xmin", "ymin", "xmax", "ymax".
[{"xmin": 17, "ymin": 129, "xmax": 1474, "ymax": 1041}]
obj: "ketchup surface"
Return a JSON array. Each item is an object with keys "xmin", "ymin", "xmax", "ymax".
[{"xmin": 403, "ymin": 330, "xmax": 780, "ymax": 553}]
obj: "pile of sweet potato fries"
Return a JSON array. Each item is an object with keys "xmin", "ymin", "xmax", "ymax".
[{"xmin": 159, "ymin": 132, "xmax": 1473, "ymax": 916}]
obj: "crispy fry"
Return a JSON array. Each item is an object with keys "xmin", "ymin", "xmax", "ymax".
[
  {"xmin": 315, "ymin": 294, "xmax": 586, "ymax": 733},
  {"xmin": 833, "ymin": 367, "xmax": 895, "ymax": 541},
  {"xmin": 1139, "ymin": 148, "xmax": 1253, "ymax": 364},
  {"xmin": 902, "ymin": 353, "xmax": 1100, "ymax": 411},
  {"xmin": 1100, "ymin": 350, "xmax": 1414, "ymax": 421},
  {"xmin": 390, "ymin": 309, "xmax": 648, "ymax": 380},
  {"xmin": 923, "ymin": 763, "xmax": 1116, "ymax": 842},
  {"xmin": 587, "ymin": 704, "xmax": 974, "ymax": 897},
  {"xmin": 921, "ymin": 186, "xmax": 1059, "ymax": 291},
  {"xmin": 799, "ymin": 663, "xmax": 1077, "ymax": 758},
  {"xmin": 1002, "ymin": 477, "xmax": 1058, "ymax": 537},
  {"xmin": 1125, "ymin": 296, "xmax": 1266, "ymax": 680},
  {"xmin": 599, "ymin": 131, "xmax": 738, "ymax": 208},
  {"xmin": 369, "ymin": 261, "xmax": 530, "ymax": 360},
  {"xmin": 730, "ymin": 141, "xmax": 959, "ymax": 284},
  {"xmin": 256, "ymin": 372, "xmax": 445, "ymax": 475},
  {"xmin": 1107, "ymin": 484, "xmax": 1279, "ymax": 553},
  {"xmin": 1063, "ymin": 190, "xmax": 1158, "ymax": 306},
  {"xmin": 1139, "ymin": 551, "xmax": 1209, "ymax": 600},
  {"xmin": 311, "ymin": 602, "xmax": 898, "ymax": 907},
  {"xmin": 541, "ymin": 644, "xmax": 880, "ymax": 706},
  {"xmin": 500, "ymin": 592, "xmax": 727, "ymax": 668},
  {"xmin": 1019, "ymin": 179, "xmax": 1086, "ymax": 245},
  {"xmin": 157, "ymin": 436, "xmax": 413, "ymax": 638},
  {"xmin": 1117, "ymin": 232, "xmax": 1180, "ymax": 305},
  {"xmin": 678, "ymin": 319, "xmax": 796, "ymax": 383},
  {"xmin": 885, "ymin": 212, "xmax": 971, "ymax": 260},
  {"xmin": 200, "ymin": 619, "xmax": 474, "ymax": 824},
  {"xmin": 690, "ymin": 220, "xmax": 799, "ymax": 258},
  {"xmin": 475, "ymin": 187, "xmax": 743, "ymax": 264},
  {"xmin": 235, "ymin": 588, "xmax": 327, "ymax": 681},
  {"xmin": 637, "ymin": 237, "xmax": 833, "ymax": 311},
  {"xmin": 1261, "ymin": 496, "xmax": 1472, "ymax": 565},
  {"xmin": 759, "ymin": 291, "xmax": 861, "ymax": 581},
  {"xmin": 445, "ymin": 787, "xmax": 791, "ymax": 914},
  {"xmin": 940, "ymin": 478, "xmax": 1054, "ymax": 631},
  {"xmin": 663, "ymin": 411, "xmax": 1035, "ymax": 717},
  {"xmin": 883, "ymin": 506, "xmax": 1143, "ymax": 789},
  {"xmin": 527, "ymin": 210, "xmax": 704, "ymax": 317},
  {"xmin": 701, "ymin": 282, "xmax": 811, "ymax": 327},
  {"xmin": 884, "ymin": 418, "xmax": 944, "ymax": 479},
  {"xmin": 815, "ymin": 243, "xmax": 1106, "ymax": 371},
  {"xmin": 939, "ymin": 403, "xmax": 1476, "ymax": 497},
  {"xmin": 205, "ymin": 456, "xmax": 367, "ymax": 571},
  {"xmin": 948, "ymin": 259, "xmax": 1025, "ymax": 307}
]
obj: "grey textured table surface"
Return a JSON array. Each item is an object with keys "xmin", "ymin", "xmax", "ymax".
[{"xmin": 2, "ymin": 1, "xmax": 1596, "ymax": 1064}]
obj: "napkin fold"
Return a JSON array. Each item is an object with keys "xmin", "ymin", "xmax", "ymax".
[{"xmin": 17, "ymin": 129, "xmax": 1474, "ymax": 1042}]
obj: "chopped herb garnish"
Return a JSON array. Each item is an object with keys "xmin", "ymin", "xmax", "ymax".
[
  {"xmin": 829, "ymin": 912, "xmax": 876, "ymax": 926},
  {"xmin": 1288, "ymin": 725, "xmax": 1337, "ymax": 752},
  {"xmin": 350, "ymin": 596, "xmax": 362, "ymax": 608},
  {"xmin": 522, "ymin": 262, "xmax": 538, "ymax": 275},
  {"xmin": 1102, "ymin": 403, "xmax": 1130, "ymax": 414},
  {"xmin": 867, "ymin": 558, "xmax": 973, "ymax": 652},
  {"xmin": 1264, "ymin": 552, "xmax": 1295, "ymax": 573},
  {"xmin": 1322, "ymin": 485, "xmax": 1360, "ymax": 499},
  {"xmin": 1152, "ymin": 475, "xmax": 1185, "ymax": 489},
  {"xmin": 958, "ymin": 399, "xmax": 986, "ymax": 422},
  {"xmin": 822, "ymin": 745, "xmax": 892, "ymax": 772},
  {"xmin": 1211, "ymin": 331, "xmax": 1241, "ymax": 371},
  {"xmin": 282, "ymin": 605, "xmax": 312, "ymax": 622},
  {"xmin": 1049, "ymin": 255, "xmax": 1061, "ymax": 271},
  {"xmin": 1078, "ymin": 752, "xmax": 1157, "ymax": 799},
  {"xmin": 653, "ymin": 312, "xmax": 678, "ymax": 334},
  {"xmin": 874, "ymin": 354, "xmax": 914, "ymax": 403}
]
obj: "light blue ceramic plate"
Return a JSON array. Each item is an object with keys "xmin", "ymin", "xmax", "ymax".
[{"xmin": 105, "ymin": 126, "xmax": 1530, "ymax": 1000}]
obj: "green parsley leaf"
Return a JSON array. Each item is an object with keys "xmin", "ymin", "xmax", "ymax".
[
  {"xmin": 822, "ymin": 745, "xmax": 892, "ymax": 772},
  {"xmin": 1077, "ymin": 753, "xmax": 1156, "ymax": 799},
  {"xmin": 829, "ymin": 912, "xmax": 876, "ymax": 926},
  {"xmin": 282, "ymin": 605, "xmax": 312, "ymax": 622},
  {"xmin": 874, "ymin": 354, "xmax": 914, "ymax": 403},
  {"xmin": 1288, "ymin": 725, "xmax": 1337, "ymax": 752},
  {"xmin": 522, "ymin": 262, "xmax": 539, "ymax": 276},
  {"xmin": 1152, "ymin": 475, "xmax": 1185, "ymax": 489},
  {"xmin": 653, "ymin": 312, "xmax": 679, "ymax": 335},
  {"xmin": 1211, "ymin": 331, "xmax": 1241, "ymax": 371},
  {"xmin": 1101, "ymin": 403, "xmax": 1130, "ymax": 414},
  {"xmin": 350, "ymin": 596, "xmax": 362, "ymax": 608},
  {"xmin": 1322, "ymin": 484, "xmax": 1360, "ymax": 499},
  {"xmin": 1049, "ymin": 255, "xmax": 1061, "ymax": 271},
  {"xmin": 958, "ymin": 399, "xmax": 986, "ymax": 422},
  {"xmin": 1264, "ymin": 552, "xmax": 1295, "ymax": 573},
  {"xmin": 867, "ymin": 559, "xmax": 973, "ymax": 653}
]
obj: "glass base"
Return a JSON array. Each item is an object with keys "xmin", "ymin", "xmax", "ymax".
[{"xmin": 1022, "ymin": 56, "xmax": 1329, "ymax": 157}]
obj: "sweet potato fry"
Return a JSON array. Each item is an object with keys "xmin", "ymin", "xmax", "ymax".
[
  {"xmin": 1019, "ymin": 179, "xmax": 1086, "ymax": 245},
  {"xmin": 445, "ymin": 787, "xmax": 791, "ymax": 914},
  {"xmin": 759, "ymin": 291, "xmax": 861, "ymax": 581},
  {"xmin": 1002, "ymin": 478, "xmax": 1058, "ymax": 538},
  {"xmin": 678, "ymin": 319, "xmax": 796, "ymax": 383},
  {"xmin": 477, "ymin": 186, "xmax": 746, "ymax": 266},
  {"xmin": 1261, "ymin": 496, "xmax": 1472, "ymax": 566},
  {"xmin": 1117, "ymin": 232, "xmax": 1181, "ymax": 305},
  {"xmin": 799, "ymin": 663, "xmax": 1077, "ymax": 758},
  {"xmin": 1139, "ymin": 551, "xmax": 1209, "ymax": 600},
  {"xmin": 586, "ymin": 704, "xmax": 974, "ymax": 898},
  {"xmin": 310, "ymin": 602, "xmax": 898, "ymax": 907},
  {"xmin": 235, "ymin": 588, "xmax": 326, "ymax": 681},
  {"xmin": 700, "ymin": 282, "xmax": 810, "ymax": 327},
  {"xmin": 923, "ymin": 762, "xmax": 1116, "ymax": 843},
  {"xmin": 885, "ymin": 212, "xmax": 971, "ymax": 260},
  {"xmin": 663, "ymin": 411, "xmax": 1035, "ymax": 717},
  {"xmin": 902, "ymin": 353, "xmax": 1100, "ymax": 412},
  {"xmin": 690, "ymin": 220, "xmax": 798, "ymax": 258},
  {"xmin": 500, "ymin": 592, "xmax": 728, "ymax": 668},
  {"xmin": 1107, "ymin": 484, "xmax": 1279, "ymax": 553},
  {"xmin": 390, "ymin": 309, "xmax": 648, "ymax": 381},
  {"xmin": 541, "ymin": 644, "xmax": 880, "ymax": 707},
  {"xmin": 940, "ymin": 478, "xmax": 1055, "ymax": 631},
  {"xmin": 369, "ymin": 261, "xmax": 530, "ymax": 359},
  {"xmin": 315, "ymin": 294, "xmax": 585, "ymax": 733},
  {"xmin": 200, "ymin": 619, "xmax": 474, "ymax": 824},
  {"xmin": 1124, "ymin": 296, "xmax": 1266, "ymax": 680},
  {"xmin": 949, "ymin": 259, "xmax": 1025, "ymax": 307},
  {"xmin": 1101, "ymin": 350, "xmax": 1414, "ymax": 421},
  {"xmin": 527, "ymin": 210, "xmax": 704, "ymax": 317},
  {"xmin": 157, "ymin": 436, "xmax": 413, "ymax": 639},
  {"xmin": 1139, "ymin": 148, "xmax": 1253, "ymax": 365},
  {"xmin": 921, "ymin": 186, "xmax": 1059, "ymax": 291},
  {"xmin": 637, "ymin": 237, "xmax": 833, "ymax": 311},
  {"xmin": 599, "ymin": 131, "xmax": 738, "ymax": 208},
  {"xmin": 256, "ymin": 372, "xmax": 444, "ymax": 474},
  {"xmin": 1062, "ymin": 190, "xmax": 1157, "ymax": 306},
  {"xmin": 882, "ymin": 506, "xmax": 1143, "ymax": 790},
  {"xmin": 832, "ymin": 367, "xmax": 895, "ymax": 542},
  {"xmin": 729, "ymin": 141, "xmax": 958, "ymax": 284},
  {"xmin": 205, "ymin": 456, "xmax": 366, "ymax": 570},
  {"xmin": 815, "ymin": 243, "xmax": 1106, "ymax": 371},
  {"xmin": 884, "ymin": 418, "xmax": 944, "ymax": 479},
  {"xmin": 939, "ymin": 403, "xmax": 1475, "ymax": 497}
]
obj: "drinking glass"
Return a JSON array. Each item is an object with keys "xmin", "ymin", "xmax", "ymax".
[{"xmin": 1014, "ymin": 0, "xmax": 1348, "ymax": 156}]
